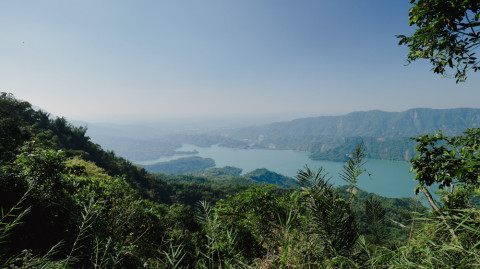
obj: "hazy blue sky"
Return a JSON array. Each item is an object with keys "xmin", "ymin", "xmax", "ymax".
[{"xmin": 1, "ymin": 1, "xmax": 479, "ymax": 124}]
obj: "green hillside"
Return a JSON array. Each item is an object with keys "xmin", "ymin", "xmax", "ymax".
[
  {"xmin": 141, "ymin": 156, "xmax": 216, "ymax": 175},
  {"xmin": 244, "ymin": 168, "xmax": 298, "ymax": 188},
  {"xmin": 1, "ymin": 93, "xmax": 479, "ymax": 268}
]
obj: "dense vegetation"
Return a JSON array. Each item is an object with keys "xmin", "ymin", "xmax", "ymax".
[
  {"xmin": 243, "ymin": 168, "xmax": 298, "ymax": 188},
  {"xmin": 141, "ymin": 156, "xmax": 216, "ymax": 175},
  {"xmin": 197, "ymin": 166, "xmax": 243, "ymax": 177},
  {"xmin": 1, "ymin": 92, "xmax": 480, "ymax": 268}
]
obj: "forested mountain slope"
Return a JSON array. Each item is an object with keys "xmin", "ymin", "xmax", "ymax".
[
  {"xmin": 2, "ymin": 93, "xmax": 479, "ymax": 268},
  {"xmin": 217, "ymin": 108, "xmax": 480, "ymax": 161},
  {"xmin": 227, "ymin": 108, "xmax": 480, "ymax": 139}
]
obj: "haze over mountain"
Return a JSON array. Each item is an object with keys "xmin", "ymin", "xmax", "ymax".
[
  {"xmin": 81, "ymin": 107, "xmax": 480, "ymax": 163},
  {"xmin": 4, "ymin": 1, "xmax": 480, "ymax": 123},
  {"xmin": 224, "ymin": 108, "xmax": 480, "ymax": 139},
  {"xmin": 218, "ymin": 108, "xmax": 480, "ymax": 161}
]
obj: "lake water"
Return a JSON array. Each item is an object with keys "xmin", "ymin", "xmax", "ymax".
[{"xmin": 135, "ymin": 144, "xmax": 419, "ymax": 199}]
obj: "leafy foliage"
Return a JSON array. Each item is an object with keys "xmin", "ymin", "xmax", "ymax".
[
  {"xmin": 297, "ymin": 166, "xmax": 359, "ymax": 258},
  {"xmin": 398, "ymin": 0, "xmax": 480, "ymax": 82},
  {"xmin": 410, "ymin": 128, "xmax": 480, "ymax": 245},
  {"xmin": 216, "ymin": 186, "xmax": 297, "ymax": 259},
  {"xmin": 411, "ymin": 128, "xmax": 480, "ymax": 196},
  {"xmin": 339, "ymin": 143, "xmax": 367, "ymax": 202},
  {"xmin": 365, "ymin": 196, "xmax": 388, "ymax": 245}
]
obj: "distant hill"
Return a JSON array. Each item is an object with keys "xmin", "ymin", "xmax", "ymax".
[
  {"xmin": 244, "ymin": 168, "xmax": 298, "ymax": 188},
  {"xmin": 199, "ymin": 166, "xmax": 243, "ymax": 177},
  {"xmin": 140, "ymin": 156, "xmax": 216, "ymax": 175},
  {"xmin": 140, "ymin": 156, "xmax": 215, "ymax": 175},
  {"xmin": 226, "ymin": 108, "xmax": 480, "ymax": 139},
  {"xmin": 219, "ymin": 108, "xmax": 480, "ymax": 161}
]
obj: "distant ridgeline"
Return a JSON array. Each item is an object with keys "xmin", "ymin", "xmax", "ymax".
[
  {"xmin": 191, "ymin": 108, "xmax": 480, "ymax": 161},
  {"xmin": 79, "ymin": 107, "xmax": 480, "ymax": 163},
  {"xmin": 99, "ymin": 108, "xmax": 480, "ymax": 162}
]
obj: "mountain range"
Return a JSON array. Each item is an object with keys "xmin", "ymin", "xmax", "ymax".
[
  {"xmin": 216, "ymin": 108, "xmax": 480, "ymax": 161},
  {"xmin": 84, "ymin": 108, "xmax": 480, "ymax": 162},
  {"xmin": 223, "ymin": 108, "xmax": 480, "ymax": 139}
]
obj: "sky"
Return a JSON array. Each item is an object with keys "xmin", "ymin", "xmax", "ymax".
[{"xmin": 1, "ymin": 0, "xmax": 480, "ymax": 125}]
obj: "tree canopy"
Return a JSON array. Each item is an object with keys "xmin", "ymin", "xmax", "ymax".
[{"xmin": 398, "ymin": 0, "xmax": 480, "ymax": 82}]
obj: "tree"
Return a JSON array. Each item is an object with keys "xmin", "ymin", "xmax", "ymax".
[
  {"xmin": 216, "ymin": 186, "xmax": 292, "ymax": 259},
  {"xmin": 364, "ymin": 196, "xmax": 388, "ymax": 245},
  {"xmin": 0, "ymin": 93, "xmax": 34, "ymax": 163},
  {"xmin": 410, "ymin": 128, "xmax": 480, "ymax": 208},
  {"xmin": 397, "ymin": 0, "xmax": 480, "ymax": 82},
  {"xmin": 410, "ymin": 128, "xmax": 480, "ymax": 241},
  {"xmin": 297, "ymin": 166, "xmax": 359, "ymax": 258}
]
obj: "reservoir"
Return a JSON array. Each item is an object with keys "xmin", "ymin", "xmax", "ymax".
[{"xmin": 135, "ymin": 144, "xmax": 418, "ymax": 199}]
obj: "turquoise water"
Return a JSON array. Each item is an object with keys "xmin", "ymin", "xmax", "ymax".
[{"xmin": 136, "ymin": 144, "xmax": 418, "ymax": 198}]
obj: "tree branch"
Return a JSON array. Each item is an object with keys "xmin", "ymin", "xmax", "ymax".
[
  {"xmin": 422, "ymin": 187, "xmax": 439, "ymax": 211},
  {"xmin": 464, "ymin": 12, "xmax": 478, "ymax": 37},
  {"xmin": 421, "ymin": 187, "xmax": 457, "ymax": 240}
]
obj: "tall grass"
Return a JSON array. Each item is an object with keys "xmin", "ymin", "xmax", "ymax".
[{"xmin": 0, "ymin": 189, "xmax": 71, "ymax": 268}]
